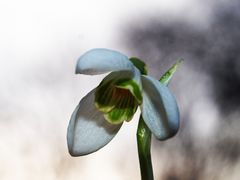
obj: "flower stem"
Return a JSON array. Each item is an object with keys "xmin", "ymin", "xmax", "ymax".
[
  {"xmin": 136, "ymin": 115, "xmax": 154, "ymax": 180},
  {"xmin": 132, "ymin": 57, "xmax": 182, "ymax": 180}
]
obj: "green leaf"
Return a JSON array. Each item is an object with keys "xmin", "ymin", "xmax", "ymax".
[
  {"xmin": 129, "ymin": 57, "xmax": 148, "ymax": 75},
  {"xmin": 159, "ymin": 58, "xmax": 183, "ymax": 85}
]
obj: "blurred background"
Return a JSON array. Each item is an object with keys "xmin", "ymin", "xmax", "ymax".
[{"xmin": 0, "ymin": 0, "xmax": 240, "ymax": 179}]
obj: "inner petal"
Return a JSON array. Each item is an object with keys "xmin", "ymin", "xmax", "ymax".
[
  {"xmin": 104, "ymin": 87, "xmax": 138, "ymax": 124},
  {"xmin": 95, "ymin": 80, "xmax": 117, "ymax": 113},
  {"xmin": 95, "ymin": 71, "xmax": 141, "ymax": 112}
]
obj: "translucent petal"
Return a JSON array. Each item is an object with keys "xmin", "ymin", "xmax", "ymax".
[
  {"xmin": 76, "ymin": 48, "xmax": 134, "ymax": 75},
  {"xmin": 67, "ymin": 89, "xmax": 122, "ymax": 156},
  {"xmin": 140, "ymin": 75, "xmax": 180, "ymax": 140}
]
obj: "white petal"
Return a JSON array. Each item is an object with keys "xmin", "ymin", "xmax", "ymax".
[
  {"xmin": 76, "ymin": 48, "xmax": 134, "ymax": 75},
  {"xmin": 140, "ymin": 75, "xmax": 179, "ymax": 140},
  {"xmin": 67, "ymin": 89, "xmax": 123, "ymax": 156}
]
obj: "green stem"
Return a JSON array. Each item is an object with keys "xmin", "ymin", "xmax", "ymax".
[
  {"xmin": 137, "ymin": 115, "xmax": 154, "ymax": 180},
  {"xmin": 131, "ymin": 57, "xmax": 153, "ymax": 180},
  {"xmin": 131, "ymin": 57, "xmax": 182, "ymax": 180}
]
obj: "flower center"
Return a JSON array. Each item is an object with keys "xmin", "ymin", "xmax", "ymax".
[{"xmin": 94, "ymin": 72, "xmax": 139, "ymax": 124}]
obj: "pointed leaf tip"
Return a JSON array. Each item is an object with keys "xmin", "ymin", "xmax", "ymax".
[{"xmin": 160, "ymin": 58, "xmax": 183, "ymax": 85}]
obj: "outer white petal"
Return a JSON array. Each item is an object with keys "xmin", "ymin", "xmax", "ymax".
[
  {"xmin": 67, "ymin": 89, "xmax": 123, "ymax": 156},
  {"xmin": 140, "ymin": 75, "xmax": 180, "ymax": 140},
  {"xmin": 76, "ymin": 48, "xmax": 134, "ymax": 75}
]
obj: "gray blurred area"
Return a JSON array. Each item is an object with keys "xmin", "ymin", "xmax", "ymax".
[
  {"xmin": 1, "ymin": 0, "xmax": 240, "ymax": 180},
  {"xmin": 123, "ymin": 1, "xmax": 240, "ymax": 179}
]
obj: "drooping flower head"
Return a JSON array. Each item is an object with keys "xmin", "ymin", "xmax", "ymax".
[{"xmin": 67, "ymin": 48, "xmax": 180, "ymax": 156}]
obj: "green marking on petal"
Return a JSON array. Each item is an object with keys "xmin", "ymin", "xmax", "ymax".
[
  {"xmin": 160, "ymin": 58, "xmax": 183, "ymax": 85},
  {"xmin": 95, "ymin": 70, "xmax": 141, "ymax": 114},
  {"xmin": 129, "ymin": 57, "xmax": 148, "ymax": 75},
  {"xmin": 95, "ymin": 72, "xmax": 121, "ymax": 113},
  {"xmin": 104, "ymin": 88, "xmax": 138, "ymax": 124},
  {"xmin": 116, "ymin": 79, "xmax": 142, "ymax": 104},
  {"xmin": 95, "ymin": 82, "xmax": 116, "ymax": 113}
]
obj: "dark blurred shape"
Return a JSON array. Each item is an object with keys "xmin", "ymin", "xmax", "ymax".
[
  {"xmin": 125, "ymin": 1, "xmax": 240, "ymax": 114},
  {"xmin": 124, "ymin": 1, "xmax": 240, "ymax": 179},
  {"xmin": 216, "ymin": 137, "xmax": 240, "ymax": 163}
]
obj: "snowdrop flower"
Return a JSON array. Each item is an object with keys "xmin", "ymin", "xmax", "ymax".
[{"xmin": 67, "ymin": 48, "xmax": 179, "ymax": 156}]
